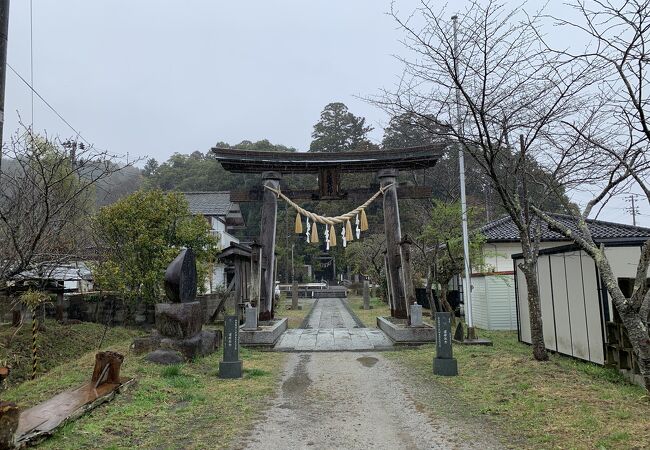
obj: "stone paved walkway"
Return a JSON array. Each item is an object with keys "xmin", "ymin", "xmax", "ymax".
[
  {"xmin": 273, "ymin": 297, "xmax": 393, "ymax": 351},
  {"xmin": 274, "ymin": 328, "xmax": 393, "ymax": 351},
  {"xmin": 305, "ymin": 298, "xmax": 360, "ymax": 329}
]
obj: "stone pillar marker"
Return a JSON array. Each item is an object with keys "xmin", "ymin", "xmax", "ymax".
[
  {"xmin": 410, "ymin": 304, "xmax": 423, "ymax": 327},
  {"xmin": 291, "ymin": 281, "xmax": 301, "ymax": 310},
  {"xmin": 362, "ymin": 280, "xmax": 371, "ymax": 310},
  {"xmin": 243, "ymin": 307, "xmax": 258, "ymax": 330},
  {"xmin": 433, "ymin": 312, "xmax": 458, "ymax": 376},
  {"xmin": 219, "ymin": 315, "xmax": 243, "ymax": 379}
]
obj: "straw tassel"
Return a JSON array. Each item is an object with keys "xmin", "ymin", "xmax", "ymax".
[
  {"xmin": 310, "ymin": 222, "xmax": 319, "ymax": 243},
  {"xmin": 294, "ymin": 212, "xmax": 303, "ymax": 234},
  {"xmin": 345, "ymin": 220, "xmax": 353, "ymax": 241},
  {"xmin": 329, "ymin": 224, "xmax": 337, "ymax": 246},
  {"xmin": 360, "ymin": 209, "xmax": 369, "ymax": 231}
]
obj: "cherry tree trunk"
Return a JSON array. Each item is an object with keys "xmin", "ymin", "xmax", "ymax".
[
  {"xmin": 595, "ymin": 256, "xmax": 650, "ymax": 390},
  {"xmin": 521, "ymin": 264, "xmax": 548, "ymax": 361}
]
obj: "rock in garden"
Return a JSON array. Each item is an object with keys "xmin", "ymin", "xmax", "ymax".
[
  {"xmin": 155, "ymin": 302, "xmax": 202, "ymax": 339},
  {"xmin": 145, "ymin": 349, "xmax": 184, "ymax": 365},
  {"xmin": 130, "ymin": 333, "xmax": 161, "ymax": 355}
]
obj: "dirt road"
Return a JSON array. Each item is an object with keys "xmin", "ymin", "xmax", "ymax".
[{"xmin": 241, "ymin": 352, "xmax": 502, "ymax": 450}]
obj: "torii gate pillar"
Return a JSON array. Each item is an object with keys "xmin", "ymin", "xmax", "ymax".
[
  {"xmin": 378, "ymin": 169, "xmax": 409, "ymax": 319},
  {"xmin": 258, "ymin": 171, "xmax": 281, "ymax": 321}
]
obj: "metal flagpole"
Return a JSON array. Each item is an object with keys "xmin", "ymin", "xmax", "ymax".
[{"xmin": 452, "ymin": 14, "xmax": 475, "ymax": 336}]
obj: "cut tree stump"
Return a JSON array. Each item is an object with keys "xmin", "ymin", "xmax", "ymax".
[
  {"xmin": 0, "ymin": 366, "xmax": 9, "ymax": 384},
  {"xmin": 91, "ymin": 351, "xmax": 124, "ymax": 385},
  {"xmin": 0, "ymin": 402, "xmax": 20, "ymax": 450}
]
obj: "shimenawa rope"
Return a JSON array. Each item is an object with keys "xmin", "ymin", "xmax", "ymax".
[{"xmin": 263, "ymin": 183, "xmax": 394, "ymax": 226}]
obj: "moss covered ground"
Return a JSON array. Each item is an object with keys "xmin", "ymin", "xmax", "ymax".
[{"xmin": 2, "ymin": 332, "xmax": 286, "ymax": 449}]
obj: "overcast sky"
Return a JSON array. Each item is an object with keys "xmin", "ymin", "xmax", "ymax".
[{"xmin": 4, "ymin": 1, "xmax": 649, "ymax": 226}]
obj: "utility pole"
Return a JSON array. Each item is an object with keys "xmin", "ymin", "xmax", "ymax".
[
  {"xmin": 0, "ymin": 0, "xmax": 10, "ymax": 170},
  {"xmin": 626, "ymin": 194, "xmax": 639, "ymax": 226},
  {"xmin": 452, "ymin": 14, "xmax": 475, "ymax": 338}
]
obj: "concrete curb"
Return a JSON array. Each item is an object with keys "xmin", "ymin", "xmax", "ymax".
[{"xmin": 299, "ymin": 299, "xmax": 319, "ymax": 329}]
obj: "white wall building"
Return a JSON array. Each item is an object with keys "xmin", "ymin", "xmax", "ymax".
[
  {"xmin": 514, "ymin": 237, "xmax": 650, "ymax": 375},
  {"xmin": 183, "ymin": 192, "xmax": 245, "ymax": 293},
  {"xmin": 466, "ymin": 214, "xmax": 650, "ymax": 331}
]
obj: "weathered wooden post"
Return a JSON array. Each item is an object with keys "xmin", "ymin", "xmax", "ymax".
[
  {"xmin": 249, "ymin": 241, "xmax": 262, "ymax": 311},
  {"xmin": 56, "ymin": 291, "xmax": 65, "ymax": 322},
  {"xmin": 400, "ymin": 235, "xmax": 417, "ymax": 324},
  {"xmin": 291, "ymin": 281, "xmax": 301, "ymax": 310},
  {"xmin": 378, "ymin": 169, "xmax": 408, "ymax": 319},
  {"xmin": 259, "ymin": 171, "xmax": 281, "ymax": 321},
  {"xmin": 383, "ymin": 251, "xmax": 392, "ymax": 308}
]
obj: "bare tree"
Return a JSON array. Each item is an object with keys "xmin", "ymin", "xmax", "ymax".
[
  {"xmin": 533, "ymin": 0, "xmax": 650, "ymax": 389},
  {"xmin": 374, "ymin": 0, "xmax": 598, "ymax": 360},
  {"xmin": 0, "ymin": 128, "xmax": 136, "ymax": 286},
  {"xmin": 345, "ymin": 234, "xmax": 387, "ymax": 300}
]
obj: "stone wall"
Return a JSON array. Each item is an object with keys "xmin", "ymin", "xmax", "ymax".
[{"xmin": 2, "ymin": 293, "xmax": 225, "ymax": 326}]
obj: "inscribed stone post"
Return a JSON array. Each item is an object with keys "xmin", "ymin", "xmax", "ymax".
[
  {"xmin": 433, "ymin": 312, "xmax": 458, "ymax": 376},
  {"xmin": 410, "ymin": 304, "xmax": 423, "ymax": 326},
  {"xmin": 244, "ymin": 307, "xmax": 258, "ymax": 330},
  {"xmin": 363, "ymin": 280, "xmax": 371, "ymax": 310},
  {"xmin": 219, "ymin": 315, "xmax": 242, "ymax": 379}
]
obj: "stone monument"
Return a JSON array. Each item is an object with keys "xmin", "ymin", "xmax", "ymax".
[
  {"xmin": 133, "ymin": 248, "xmax": 220, "ymax": 364},
  {"xmin": 219, "ymin": 315, "xmax": 243, "ymax": 378},
  {"xmin": 243, "ymin": 305, "xmax": 258, "ymax": 330},
  {"xmin": 410, "ymin": 304, "xmax": 423, "ymax": 326},
  {"xmin": 291, "ymin": 281, "xmax": 301, "ymax": 310},
  {"xmin": 433, "ymin": 312, "xmax": 458, "ymax": 376},
  {"xmin": 362, "ymin": 280, "xmax": 372, "ymax": 310}
]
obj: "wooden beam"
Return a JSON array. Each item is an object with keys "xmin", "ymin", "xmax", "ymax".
[{"xmin": 230, "ymin": 185, "xmax": 434, "ymax": 203}]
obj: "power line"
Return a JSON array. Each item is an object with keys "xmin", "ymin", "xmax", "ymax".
[{"xmin": 6, "ymin": 62, "xmax": 92, "ymax": 147}]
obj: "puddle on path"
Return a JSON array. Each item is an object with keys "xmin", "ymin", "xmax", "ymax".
[
  {"xmin": 356, "ymin": 356, "xmax": 378, "ymax": 367},
  {"xmin": 282, "ymin": 354, "xmax": 312, "ymax": 396}
]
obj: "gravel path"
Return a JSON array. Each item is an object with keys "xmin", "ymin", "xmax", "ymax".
[{"xmin": 240, "ymin": 352, "xmax": 502, "ymax": 450}]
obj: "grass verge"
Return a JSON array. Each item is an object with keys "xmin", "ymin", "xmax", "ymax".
[
  {"xmin": 0, "ymin": 320, "xmax": 143, "ymax": 386},
  {"xmin": 347, "ymin": 295, "xmax": 434, "ymax": 327},
  {"xmin": 386, "ymin": 329, "xmax": 649, "ymax": 449},
  {"xmin": 2, "ymin": 336, "xmax": 286, "ymax": 449},
  {"xmin": 275, "ymin": 296, "xmax": 313, "ymax": 328}
]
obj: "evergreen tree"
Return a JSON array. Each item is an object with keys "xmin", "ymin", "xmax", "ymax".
[
  {"xmin": 381, "ymin": 113, "xmax": 446, "ymax": 149},
  {"xmin": 309, "ymin": 102, "xmax": 373, "ymax": 153},
  {"xmin": 143, "ymin": 158, "xmax": 159, "ymax": 177}
]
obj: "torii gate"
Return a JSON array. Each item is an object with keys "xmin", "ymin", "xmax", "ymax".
[{"xmin": 213, "ymin": 145, "xmax": 443, "ymax": 321}]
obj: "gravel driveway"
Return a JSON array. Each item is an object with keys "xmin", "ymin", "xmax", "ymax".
[{"xmin": 240, "ymin": 352, "xmax": 503, "ymax": 450}]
